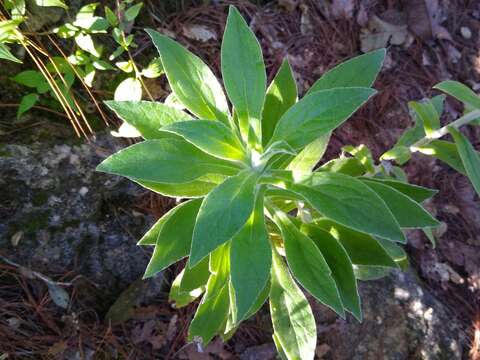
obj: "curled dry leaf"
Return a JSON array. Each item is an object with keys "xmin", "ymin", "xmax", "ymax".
[{"xmin": 404, "ymin": 0, "xmax": 452, "ymax": 41}]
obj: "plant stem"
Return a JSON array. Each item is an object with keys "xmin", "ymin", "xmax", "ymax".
[{"xmin": 410, "ymin": 109, "xmax": 480, "ymax": 150}]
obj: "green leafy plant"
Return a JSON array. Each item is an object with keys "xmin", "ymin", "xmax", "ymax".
[
  {"xmin": 97, "ymin": 6, "xmax": 439, "ymax": 359},
  {"xmin": 383, "ymin": 80, "xmax": 480, "ymax": 199}
]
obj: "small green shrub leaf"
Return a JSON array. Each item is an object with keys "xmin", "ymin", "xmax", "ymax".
[
  {"xmin": 143, "ymin": 199, "xmax": 202, "ymax": 278},
  {"xmin": 359, "ymin": 177, "xmax": 437, "ymax": 203},
  {"xmin": 308, "ymin": 48, "xmax": 385, "ymax": 93},
  {"xmin": 17, "ymin": 94, "xmax": 39, "ymax": 118},
  {"xmin": 449, "ymin": 127, "xmax": 480, "ymax": 195},
  {"xmin": 0, "ymin": 43, "xmax": 22, "ymax": 63},
  {"xmin": 269, "ymin": 87, "xmax": 376, "ymax": 150},
  {"xmin": 270, "ymin": 249, "xmax": 316, "ymax": 360},
  {"xmin": 409, "ymin": 99, "xmax": 439, "ymax": 136},
  {"xmin": 136, "ymin": 176, "xmax": 221, "ymax": 198},
  {"xmin": 161, "ymin": 120, "xmax": 247, "ymax": 161},
  {"xmin": 291, "ymin": 172, "xmax": 405, "ymax": 243},
  {"xmin": 300, "ymin": 224, "xmax": 361, "ymax": 320},
  {"xmin": 230, "ymin": 194, "xmax": 271, "ymax": 323},
  {"xmin": 180, "ymin": 256, "xmax": 210, "ymax": 293},
  {"xmin": 316, "ymin": 220, "xmax": 397, "ymax": 268},
  {"xmin": 189, "ymin": 244, "xmax": 231, "ymax": 345},
  {"xmin": 147, "ymin": 29, "xmax": 230, "ymax": 123},
  {"xmin": 96, "ymin": 139, "xmax": 240, "ymax": 184},
  {"xmin": 169, "ymin": 269, "xmax": 204, "ymax": 308},
  {"xmin": 320, "ymin": 157, "xmax": 366, "ymax": 177},
  {"xmin": 190, "ymin": 170, "xmax": 259, "ymax": 266},
  {"xmin": 262, "ymin": 59, "xmax": 297, "ymax": 146},
  {"xmin": 287, "ymin": 134, "xmax": 330, "ymax": 178},
  {"xmin": 221, "ymin": 6, "xmax": 266, "ymax": 141},
  {"xmin": 274, "ymin": 211, "xmax": 344, "ymax": 316},
  {"xmin": 361, "ymin": 179, "xmax": 439, "ymax": 228},
  {"xmin": 105, "ymin": 100, "xmax": 193, "ymax": 139},
  {"xmin": 417, "ymin": 140, "xmax": 466, "ymax": 174},
  {"xmin": 434, "ymin": 80, "xmax": 480, "ymax": 110}
]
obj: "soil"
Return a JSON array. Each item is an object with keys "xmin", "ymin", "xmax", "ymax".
[{"xmin": 1, "ymin": 0, "xmax": 479, "ymax": 359}]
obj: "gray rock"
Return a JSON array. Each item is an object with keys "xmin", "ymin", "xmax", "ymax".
[
  {"xmin": 314, "ymin": 270, "xmax": 466, "ymax": 359},
  {"xmin": 0, "ymin": 132, "xmax": 158, "ymax": 303}
]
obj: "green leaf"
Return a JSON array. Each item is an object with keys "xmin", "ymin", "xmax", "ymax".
[
  {"xmin": 417, "ymin": 139, "xmax": 467, "ymax": 174},
  {"xmin": 291, "ymin": 172, "xmax": 405, "ymax": 243},
  {"xmin": 0, "ymin": 43, "xmax": 22, "ymax": 63},
  {"xmin": 17, "ymin": 93, "xmax": 39, "ymax": 118},
  {"xmin": 136, "ymin": 176, "xmax": 221, "ymax": 198},
  {"xmin": 169, "ymin": 269, "xmax": 204, "ymax": 308},
  {"xmin": 125, "ymin": 2, "xmax": 143, "ymax": 22},
  {"xmin": 434, "ymin": 80, "xmax": 480, "ymax": 110},
  {"xmin": 287, "ymin": 134, "xmax": 330, "ymax": 178},
  {"xmin": 274, "ymin": 211, "xmax": 344, "ymax": 316},
  {"xmin": 262, "ymin": 59, "xmax": 297, "ymax": 146},
  {"xmin": 104, "ymin": 6, "xmax": 118, "ymax": 26},
  {"xmin": 354, "ymin": 265, "xmax": 392, "ymax": 281},
  {"xmin": 360, "ymin": 177, "xmax": 437, "ymax": 203},
  {"xmin": 269, "ymin": 249, "xmax": 316, "ymax": 360},
  {"xmin": 449, "ymin": 127, "xmax": 480, "ymax": 196},
  {"xmin": 409, "ymin": 99, "xmax": 439, "ymax": 136},
  {"xmin": 190, "ymin": 170, "xmax": 259, "ymax": 266},
  {"xmin": 96, "ymin": 138, "xmax": 241, "ymax": 184},
  {"xmin": 143, "ymin": 199, "xmax": 202, "ymax": 278},
  {"xmin": 308, "ymin": 49, "xmax": 385, "ymax": 93},
  {"xmin": 230, "ymin": 194, "xmax": 271, "ymax": 323},
  {"xmin": 11, "ymin": 70, "xmax": 45, "ymax": 89},
  {"xmin": 114, "ymin": 77, "xmax": 142, "ymax": 101},
  {"xmin": 361, "ymin": 179, "xmax": 439, "ymax": 228},
  {"xmin": 104, "ymin": 100, "xmax": 193, "ymax": 139},
  {"xmin": 315, "ymin": 219, "xmax": 397, "ymax": 268},
  {"xmin": 221, "ymin": 6, "xmax": 266, "ymax": 142},
  {"xmin": 180, "ymin": 256, "xmax": 210, "ymax": 293},
  {"xmin": 75, "ymin": 33, "xmax": 101, "ymax": 57},
  {"xmin": 146, "ymin": 29, "xmax": 230, "ymax": 123},
  {"xmin": 320, "ymin": 157, "xmax": 366, "ymax": 177},
  {"xmin": 73, "ymin": 16, "xmax": 109, "ymax": 32},
  {"xmin": 268, "ymin": 87, "xmax": 376, "ymax": 150},
  {"xmin": 141, "ymin": 57, "xmax": 163, "ymax": 78},
  {"xmin": 189, "ymin": 244, "xmax": 231, "ymax": 345},
  {"xmin": 34, "ymin": 0, "xmax": 67, "ymax": 9},
  {"xmin": 300, "ymin": 223, "xmax": 361, "ymax": 320},
  {"xmin": 160, "ymin": 120, "xmax": 247, "ymax": 161}
]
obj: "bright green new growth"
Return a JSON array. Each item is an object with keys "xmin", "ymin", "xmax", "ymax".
[{"xmin": 97, "ymin": 6, "xmax": 440, "ymax": 359}]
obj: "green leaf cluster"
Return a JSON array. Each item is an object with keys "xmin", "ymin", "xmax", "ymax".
[{"xmin": 97, "ymin": 6, "xmax": 439, "ymax": 359}]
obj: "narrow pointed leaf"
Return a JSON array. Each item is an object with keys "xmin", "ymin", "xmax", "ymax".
[
  {"xmin": 180, "ymin": 257, "xmax": 210, "ymax": 293},
  {"xmin": 287, "ymin": 134, "xmax": 330, "ymax": 178},
  {"xmin": 230, "ymin": 194, "xmax": 271, "ymax": 323},
  {"xmin": 316, "ymin": 219, "xmax": 397, "ymax": 267},
  {"xmin": 190, "ymin": 170, "xmax": 259, "ymax": 266},
  {"xmin": 409, "ymin": 99, "xmax": 440, "ymax": 136},
  {"xmin": 96, "ymin": 139, "xmax": 240, "ymax": 184},
  {"xmin": 160, "ymin": 120, "xmax": 246, "ymax": 161},
  {"xmin": 449, "ymin": 127, "xmax": 480, "ymax": 195},
  {"xmin": 270, "ymin": 250, "xmax": 316, "ymax": 360},
  {"xmin": 361, "ymin": 179, "xmax": 439, "ymax": 228},
  {"xmin": 434, "ymin": 80, "xmax": 480, "ymax": 109},
  {"xmin": 308, "ymin": 49, "xmax": 385, "ymax": 93},
  {"xmin": 143, "ymin": 199, "xmax": 202, "ymax": 278},
  {"xmin": 300, "ymin": 223, "xmax": 361, "ymax": 320},
  {"xmin": 169, "ymin": 269, "xmax": 204, "ymax": 308},
  {"xmin": 262, "ymin": 59, "xmax": 297, "ymax": 146},
  {"xmin": 291, "ymin": 172, "xmax": 405, "ymax": 243},
  {"xmin": 360, "ymin": 177, "xmax": 437, "ymax": 203},
  {"xmin": 417, "ymin": 140, "xmax": 467, "ymax": 174},
  {"xmin": 104, "ymin": 100, "xmax": 193, "ymax": 139},
  {"xmin": 274, "ymin": 212, "xmax": 344, "ymax": 316},
  {"xmin": 221, "ymin": 6, "xmax": 266, "ymax": 140},
  {"xmin": 269, "ymin": 87, "xmax": 376, "ymax": 150},
  {"xmin": 147, "ymin": 29, "xmax": 230, "ymax": 123},
  {"xmin": 189, "ymin": 244, "xmax": 231, "ymax": 345}
]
